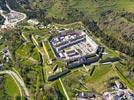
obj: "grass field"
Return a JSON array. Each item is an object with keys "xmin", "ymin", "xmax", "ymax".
[
  {"xmin": 47, "ymin": 0, "xmax": 134, "ymax": 20},
  {"xmin": 5, "ymin": 75, "xmax": 20, "ymax": 98},
  {"xmin": 16, "ymin": 44, "xmax": 31, "ymax": 58},
  {"xmin": 44, "ymin": 41, "xmax": 56, "ymax": 60},
  {"xmin": 62, "ymin": 64, "xmax": 119, "ymax": 95},
  {"xmin": 83, "ymin": 64, "xmax": 118, "ymax": 93}
]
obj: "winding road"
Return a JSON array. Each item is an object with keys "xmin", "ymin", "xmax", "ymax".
[{"xmin": 0, "ymin": 70, "xmax": 30, "ymax": 100}]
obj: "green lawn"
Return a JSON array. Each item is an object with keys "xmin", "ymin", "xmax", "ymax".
[
  {"xmin": 16, "ymin": 43, "xmax": 32, "ymax": 58},
  {"xmin": 63, "ymin": 64, "xmax": 119, "ymax": 94},
  {"xmin": 44, "ymin": 41, "xmax": 56, "ymax": 60},
  {"xmin": 5, "ymin": 75, "xmax": 20, "ymax": 98},
  {"xmin": 30, "ymin": 48, "xmax": 39, "ymax": 60},
  {"xmin": 84, "ymin": 64, "xmax": 118, "ymax": 93}
]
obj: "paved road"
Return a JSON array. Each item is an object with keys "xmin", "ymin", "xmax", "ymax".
[
  {"xmin": 0, "ymin": 70, "xmax": 30, "ymax": 100},
  {"xmin": 59, "ymin": 78, "xmax": 70, "ymax": 100},
  {"xmin": 0, "ymin": 70, "xmax": 23, "ymax": 97}
]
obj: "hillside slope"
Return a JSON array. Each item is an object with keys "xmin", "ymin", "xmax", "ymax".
[{"xmin": 0, "ymin": 0, "xmax": 134, "ymax": 56}]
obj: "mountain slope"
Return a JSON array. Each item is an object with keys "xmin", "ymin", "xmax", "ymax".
[{"xmin": 0, "ymin": 0, "xmax": 134, "ymax": 56}]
